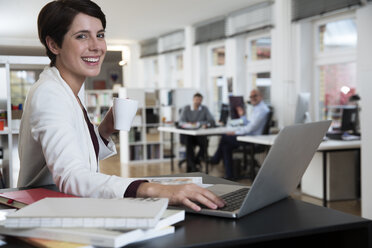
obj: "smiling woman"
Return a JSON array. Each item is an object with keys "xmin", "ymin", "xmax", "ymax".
[
  {"xmin": 46, "ymin": 13, "xmax": 107, "ymax": 93},
  {"xmin": 17, "ymin": 0, "xmax": 224, "ymax": 212}
]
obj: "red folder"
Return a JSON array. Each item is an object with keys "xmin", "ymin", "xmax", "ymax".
[{"xmin": 0, "ymin": 188, "xmax": 76, "ymax": 209}]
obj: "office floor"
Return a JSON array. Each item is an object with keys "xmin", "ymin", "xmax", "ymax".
[{"xmin": 100, "ymin": 152, "xmax": 361, "ymax": 217}]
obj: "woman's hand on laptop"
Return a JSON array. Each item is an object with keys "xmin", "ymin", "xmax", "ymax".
[{"xmin": 136, "ymin": 183, "xmax": 225, "ymax": 211}]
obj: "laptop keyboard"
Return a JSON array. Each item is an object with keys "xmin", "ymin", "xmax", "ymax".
[
  {"xmin": 199, "ymin": 187, "xmax": 249, "ymax": 212},
  {"xmin": 218, "ymin": 188, "xmax": 249, "ymax": 211}
]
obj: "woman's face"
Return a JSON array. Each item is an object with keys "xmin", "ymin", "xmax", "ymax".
[{"xmin": 55, "ymin": 13, "xmax": 106, "ymax": 84}]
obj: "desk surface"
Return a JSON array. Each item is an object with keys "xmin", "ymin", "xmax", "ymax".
[
  {"xmin": 129, "ymin": 173, "xmax": 371, "ymax": 247},
  {"xmin": 237, "ymin": 134, "xmax": 361, "ymax": 151},
  {"xmin": 158, "ymin": 126, "xmax": 238, "ymax": 136},
  {"xmin": 0, "ymin": 173, "xmax": 370, "ymax": 248}
]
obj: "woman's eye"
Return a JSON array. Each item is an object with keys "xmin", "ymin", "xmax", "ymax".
[
  {"xmin": 76, "ymin": 34, "xmax": 87, "ymax": 39},
  {"xmin": 97, "ymin": 33, "xmax": 105, "ymax": 39}
]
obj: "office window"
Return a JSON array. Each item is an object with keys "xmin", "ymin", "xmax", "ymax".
[
  {"xmin": 176, "ymin": 54, "xmax": 183, "ymax": 71},
  {"xmin": 314, "ymin": 15, "xmax": 357, "ymax": 121},
  {"xmin": 153, "ymin": 59, "xmax": 159, "ymax": 75},
  {"xmin": 318, "ymin": 62, "xmax": 356, "ymax": 120},
  {"xmin": 251, "ymin": 37, "xmax": 271, "ymax": 61},
  {"xmin": 246, "ymin": 34, "xmax": 272, "ymax": 103},
  {"xmin": 160, "ymin": 52, "xmax": 184, "ymax": 88},
  {"xmin": 212, "ymin": 47, "xmax": 225, "ymax": 66},
  {"xmin": 207, "ymin": 42, "xmax": 226, "ymax": 116},
  {"xmin": 252, "ymin": 72, "xmax": 271, "ymax": 105},
  {"xmin": 318, "ymin": 19, "xmax": 357, "ymax": 52},
  {"xmin": 171, "ymin": 52, "xmax": 184, "ymax": 88},
  {"xmin": 142, "ymin": 57, "xmax": 159, "ymax": 88}
]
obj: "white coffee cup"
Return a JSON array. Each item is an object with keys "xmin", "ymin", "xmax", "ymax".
[{"xmin": 112, "ymin": 97, "xmax": 139, "ymax": 131}]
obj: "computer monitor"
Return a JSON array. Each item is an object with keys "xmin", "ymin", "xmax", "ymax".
[
  {"xmin": 341, "ymin": 106, "xmax": 358, "ymax": 133},
  {"xmin": 228, "ymin": 96, "xmax": 245, "ymax": 120},
  {"xmin": 219, "ymin": 104, "xmax": 229, "ymax": 125},
  {"xmin": 294, "ymin": 92, "xmax": 311, "ymax": 124}
]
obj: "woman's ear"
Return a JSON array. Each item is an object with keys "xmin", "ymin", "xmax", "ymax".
[{"xmin": 45, "ymin": 36, "xmax": 60, "ymax": 55}]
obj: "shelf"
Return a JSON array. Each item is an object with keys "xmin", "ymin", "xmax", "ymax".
[
  {"xmin": 0, "ymin": 127, "xmax": 17, "ymax": 135},
  {"xmin": 147, "ymin": 143, "xmax": 160, "ymax": 160},
  {"xmin": 120, "ymin": 87, "xmax": 197, "ymax": 165},
  {"xmin": 1, "ymin": 55, "xmax": 50, "ymax": 188},
  {"xmin": 11, "ymin": 129, "xmax": 19, "ymax": 134},
  {"xmin": 146, "ymin": 141, "xmax": 161, "ymax": 145},
  {"xmin": 129, "ymin": 144, "xmax": 144, "ymax": 161},
  {"xmin": 84, "ymin": 90, "xmax": 113, "ymax": 126},
  {"xmin": 129, "ymin": 142, "xmax": 145, "ymax": 145}
]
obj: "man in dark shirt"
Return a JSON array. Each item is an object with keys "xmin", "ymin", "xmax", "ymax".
[{"xmin": 179, "ymin": 93, "xmax": 215, "ymax": 172}]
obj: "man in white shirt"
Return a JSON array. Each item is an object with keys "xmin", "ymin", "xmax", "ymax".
[{"xmin": 210, "ymin": 89, "xmax": 270, "ymax": 179}]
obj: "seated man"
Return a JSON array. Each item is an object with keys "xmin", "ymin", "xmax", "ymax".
[
  {"xmin": 179, "ymin": 93, "xmax": 215, "ymax": 172},
  {"xmin": 210, "ymin": 89, "xmax": 270, "ymax": 179}
]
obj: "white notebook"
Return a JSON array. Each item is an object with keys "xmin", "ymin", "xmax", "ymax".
[
  {"xmin": 0, "ymin": 209, "xmax": 184, "ymax": 248},
  {"xmin": 5, "ymin": 197, "xmax": 168, "ymax": 229}
]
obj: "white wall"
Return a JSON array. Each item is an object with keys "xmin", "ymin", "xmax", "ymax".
[
  {"xmin": 124, "ymin": 43, "xmax": 142, "ymax": 87},
  {"xmin": 357, "ymin": 4, "xmax": 372, "ymax": 219}
]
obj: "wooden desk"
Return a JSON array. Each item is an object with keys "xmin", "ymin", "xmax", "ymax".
[
  {"xmin": 237, "ymin": 135, "xmax": 361, "ymax": 207},
  {"xmin": 158, "ymin": 126, "xmax": 238, "ymax": 173},
  {"xmin": 0, "ymin": 174, "xmax": 371, "ymax": 248}
]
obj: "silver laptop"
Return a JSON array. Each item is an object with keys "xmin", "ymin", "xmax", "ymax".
[{"xmin": 191, "ymin": 120, "xmax": 331, "ymax": 218}]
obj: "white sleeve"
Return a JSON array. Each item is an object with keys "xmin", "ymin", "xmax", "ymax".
[
  {"xmin": 235, "ymin": 108, "xmax": 268, "ymax": 135},
  {"xmin": 94, "ymin": 126, "xmax": 117, "ymax": 160},
  {"xmin": 29, "ymin": 85, "xmax": 135, "ymax": 198}
]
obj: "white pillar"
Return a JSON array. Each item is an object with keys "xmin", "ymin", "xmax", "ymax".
[
  {"xmin": 293, "ymin": 21, "xmax": 315, "ymax": 122},
  {"xmin": 357, "ymin": 4, "xmax": 372, "ymax": 219},
  {"xmin": 193, "ymin": 44, "xmax": 207, "ymax": 92},
  {"xmin": 271, "ymin": 0, "xmax": 294, "ymax": 128},
  {"xmin": 184, "ymin": 26, "xmax": 194, "ymax": 88}
]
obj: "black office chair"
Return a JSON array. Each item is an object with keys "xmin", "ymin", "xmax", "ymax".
[
  {"xmin": 233, "ymin": 106, "xmax": 274, "ymax": 180},
  {"xmin": 178, "ymin": 134, "xmax": 208, "ymax": 172}
]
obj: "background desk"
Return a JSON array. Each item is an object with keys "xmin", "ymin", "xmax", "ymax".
[
  {"xmin": 237, "ymin": 135, "xmax": 361, "ymax": 207},
  {"xmin": 158, "ymin": 126, "xmax": 238, "ymax": 173},
  {"xmin": 0, "ymin": 173, "xmax": 371, "ymax": 248}
]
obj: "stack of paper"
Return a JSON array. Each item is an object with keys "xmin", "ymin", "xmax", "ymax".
[
  {"xmin": 4, "ymin": 197, "xmax": 169, "ymax": 229},
  {"xmin": 0, "ymin": 198, "xmax": 185, "ymax": 248}
]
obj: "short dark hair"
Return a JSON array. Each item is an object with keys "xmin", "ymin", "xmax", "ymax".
[
  {"xmin": 193, "ymin": 93, "xmax": 203, "ymax": 99},
  {"xmin": 38, "ymin": 0, "xmax": 106, "ymax": 66}
]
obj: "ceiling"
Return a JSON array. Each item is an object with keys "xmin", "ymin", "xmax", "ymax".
[{"xmin": 0, "ymin": 0, "xmax": 264, "ymax": 48}]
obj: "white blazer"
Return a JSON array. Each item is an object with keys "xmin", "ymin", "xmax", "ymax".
[{"xmin": 18, "ymin": 66, "xmax": 136, "ymax": 198}]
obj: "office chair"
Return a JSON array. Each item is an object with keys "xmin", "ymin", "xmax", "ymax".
[
  {"xmin": 233, "ymin": 106, "xmax": 274, "ymax": 180},
  {"xmin": 178, "ymin": 134, "xmax": 208, "ymax": 172}
]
